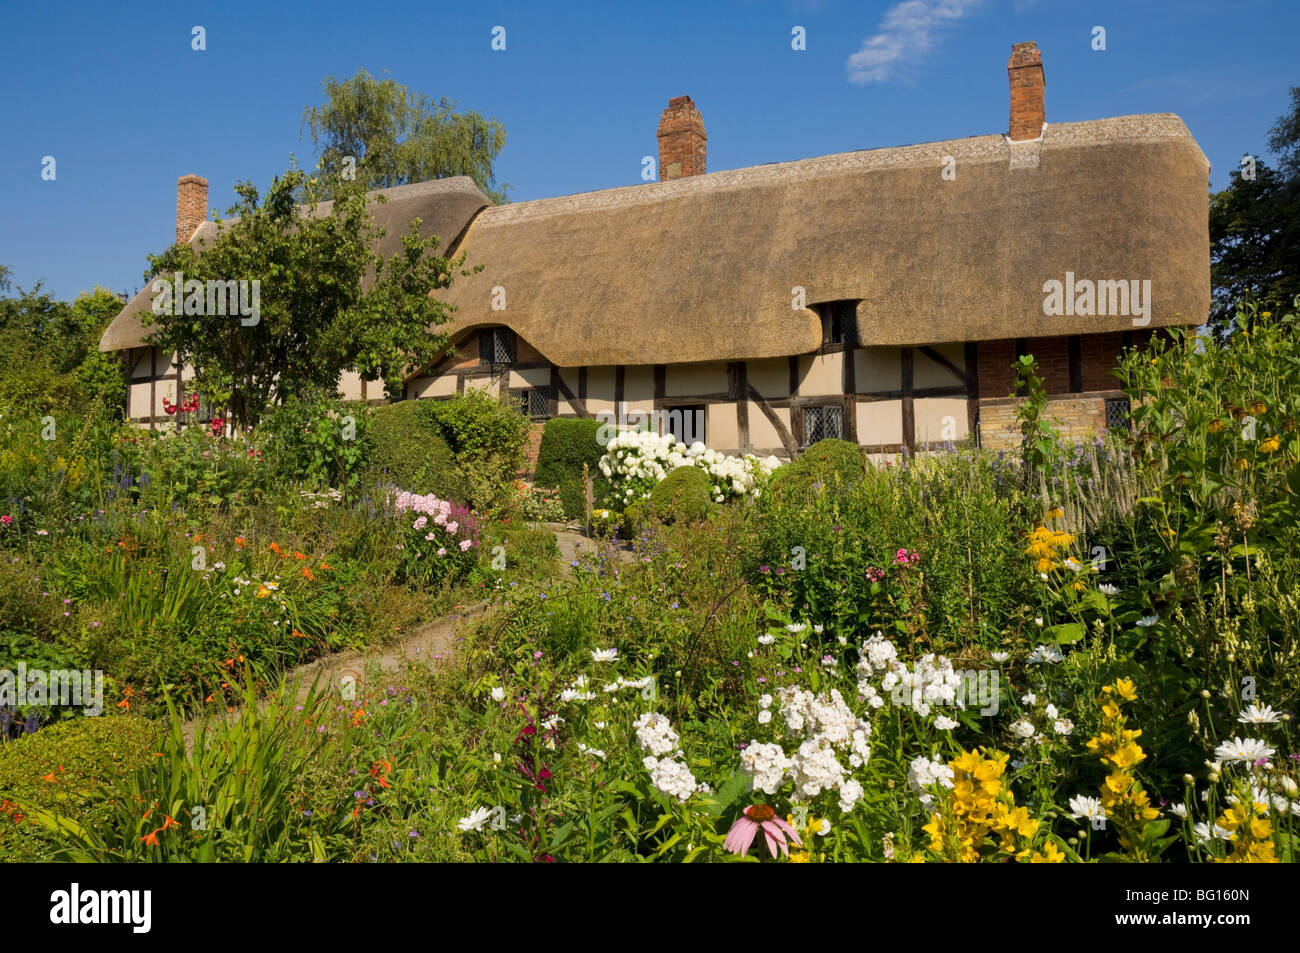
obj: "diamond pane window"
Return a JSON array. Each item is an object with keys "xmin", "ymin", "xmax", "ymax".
[
  {"xmin": 803, "ymin": 405, "xmax": 843, "ymax": 445},
  {"xmin": 1104, "ymin": 397, "xmax": 1131, "ymax": 431}
]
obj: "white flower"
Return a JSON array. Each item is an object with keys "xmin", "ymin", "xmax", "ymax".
[
  {"xmin": 489, "ymin": 687, "xmax": 505, "ymax": 703},
  {"xmin": 1137, "ymin": 614, "xmax": 1160, "ymax": 628},
  {"xmin": 1213, "ymin": 737, "xmax": 1275, "ymax": 764},
  {"xmin": 758, "ymin": 709, "xmax": 772, "ymax": 724},
  {"xmin": 990, "ymin": 651, "xmax": 1010, "ymax": 663},
  {"xmin": 578, "ymin": 743, "xmax": 606, "ymax": 760},
  {"xmin": 838, "ymin": 778, "xmax": 864, "ymax": 814},
  {"xmin": 633, "ymin": 712, "xmax": 680, "ymax": 757},
  {"xmin": 816, "ymin": 817, "xmax": 832, "ymax": 836},
  {"xmin": 758, "ymin": 694, "xmax": 773, "ymax": 709},
  {"xmin": 1238, "ymin": 704, "xmax": 1281, "ymax": 725},
  {"xmin": 1044, "ymin": 704, "xmax": 1058, "ymax": 720},
  {"xmin": 907, "ymin": 755, "xmax": 955, "ymax": 805},
  {"xmin": 934, "ymin": 715, "xmax": 958, "ymax": 731},
  {"xmin": 1010, "ymin": 719, "xmax": 1036, "ymax": 739},
  {"xmin": 1170, "ymin": 803, "xmax": 1188, "ymax": 819},
  {"xmin": 1034, "ymin": 617, "xmax": 1044, "ymax": 626},
  {"xmin": 1068, "ymin": 795, "xmax": 1106, "ymax": 822},
  {"xmin": 1099, "ymin": 584, "xmax": 1120, "ymax": 596},
  {"xmin": 757, "ymin": 634, "xmax": 776, "ymax": 645},
  {"xmin": 786, "ymin": 622, "xmax": 807, "ymax": 634},
  {"xmin": 1021, "ymin": 692, "xmax": 1037, "ymax": 706},
  {"xmin": 740, "ymin": 741, "xmax": 792, "ymax": 795},
  {"xmin": 649, "ymin": 758, "xmax": 698, "ymax": 802},
  {"xmin": 591, "ymin": 648, "xmax": 619, "ymax": 662},
  {"xmin": 1053, "ymin": 718, "xmax": 1074, "ymax": 736},
  {"xmin": 1193, "ymin": 821, "xmax": 1233, "ymax": 844},
  {"xmin": 457, "ymin": 807, "xmax": 493, "ymax": 832},
  {"xmin": 1027, "ymin": 644, "xmax": 1063, "ymax": 664}
]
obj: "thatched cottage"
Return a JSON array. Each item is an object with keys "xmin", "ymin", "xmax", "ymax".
[{"xmin": 100, "ymin": 42, "xmax": 1210, "ymax": 456}]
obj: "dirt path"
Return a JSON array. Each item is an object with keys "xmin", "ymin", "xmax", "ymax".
[
  {"xmin": 283, "ymin": 600, "xmax": 490, "ymax": 701},
  {"xmin": 183, "ymin": 524, "xmax": 632, "ymax": 737}
]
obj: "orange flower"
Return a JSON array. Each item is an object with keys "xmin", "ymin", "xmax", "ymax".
[
  {"xmin": 320, "ymin": 562, "xmax": 333, "ymax": 570},
  {"xmin": 42, "ymin": 772, "xmax": 56, "ymax": 783},
  {"xmin": 234, "ymin": 536, "xmax": 246, "ymax": 547},
  {"xmin": 351, "ymin": 708, "xmax": 367, "ymax": 727},
  {"xmin": 301, "ymin": 568, "xmax": 315, "ymax": 580},
  {"xmin": 293, "ymin": 629, "xmax": 306, "ymax": 639},
  {"xmin": 205, "ymin": 694, "xmax": 214, "ymax": 703},
  {"xmin": 269, "ymin": 542, "xmax": 284, "ymax": 557},
  {"xmin": 117, "ymin": 698, "xmax": 131, "ymax": 710},
  {"xmin": 293, "ymin": 551, "xmax": 307, "ymax": 560},
  {"xmin": 161, "ymin": 815, "xmax": 180, "ymax": 831},
  {"xmin": 140, "ymin": 830, "xmax": 159, "ymax": 847}
]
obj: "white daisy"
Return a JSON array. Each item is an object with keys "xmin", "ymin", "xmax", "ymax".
[
  {"xmin": 1213, "ymin": 737, "xmax": 1275, "ymax": 764},
  {"xmin": 1068, "ymin": 795, "xmax": 1105, "ymax": 822},
  {"xmin": 1238, "ymin": 704, "xmax": 1281, "ymax": 725},
  {"xmin": 457, "ymin": 807, "xmax": 493, "ymax": 832}
]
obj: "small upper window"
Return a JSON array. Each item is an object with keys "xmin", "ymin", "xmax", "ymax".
[
  {"xmin": 818, "ymin": 301, "xmax": 859, "ymax": 346},
  {"xmin": 511, "ymin": 388, "xmax": 550, "ymax": 420},
  {"xmin": 480, "ymin": 328, "xmax": 515, "ymax": 365}
]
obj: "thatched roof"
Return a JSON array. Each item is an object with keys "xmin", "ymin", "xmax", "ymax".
[
  {"xmin": 102, "ymin": 114, "xmax": 1210, "ymax": 366},
  {"xmin": 99, "ymin": 177, "xmax": 491, "ymax": 352},
  {"xmin": 438, "ymin": 113, "xmax": 1209, "ymax": 366}
]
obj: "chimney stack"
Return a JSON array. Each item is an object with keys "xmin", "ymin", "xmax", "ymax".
[
  {"xmin": 1007, "ymin": 42, "xmax": 1045, "ymax": 141},
  {"xmin": 657, "ymin": 96, "xmax": 707, "ymax": 181},
  {"xmin": 176, "ymin": 174, "xmax": 208, "ymax": 245}
]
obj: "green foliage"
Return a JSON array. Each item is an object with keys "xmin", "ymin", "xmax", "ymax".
[
  {"xmin": 1208, "ymin": 87, "xmax": 1300, "ymax": 333},
  {"xmin": 258, "ymin": 390, "xmax": 374, "ymax": 491},
  {"xmin": 766, "ymin": 438, "xmax": 863, "ymax": 506},
  {"xmin": 646, "ymin": 466, "xmax": 713, "ymax": 524},
  {"xmin": 302, "ymin": 68, "xmax": 510, "ymax": 204},
  {"xmin": 418, "ymin": 392, "xmax": 531, "ymax": 512},
  {"xmin": 1013, "ymin": 354, "xmax": 1060, "ymax": 490},
  {"xmin": 143, "ymin": 168, "xmax": 471, "ymax": 428},
  {"xmin": 535, "ymin": 417, "xmax": 609, "ymax": 518},
  {"xmin": 369, "ymin": 400, "xmax": 461, "ymax": 498},
  {"xmin": 0, "ymin": 715, "xmax": 158, "ymax": 861}
]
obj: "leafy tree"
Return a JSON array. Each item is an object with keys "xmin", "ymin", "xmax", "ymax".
[
  {"xmin": 139, "ymin": 168, "xmax": 472, "ymax": 430},
  {"xmin": 301, "ymin": 68, "xmax": 509, "ymax": 203},
  {"xmin": 1209, "ymin": 87, "xmax": 1300, "ymax": 333}
]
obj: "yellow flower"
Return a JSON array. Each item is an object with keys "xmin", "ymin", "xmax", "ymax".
[
  {"xmin": 1236, "ymin": 458, "xmax": 1252, "ymax": 471},
  {"xmin": 1111, "ymin": 678, "xmax": 1137, "ymax": 701},
  {"xmin": 1251, "ymin": 401, "xmax": 1267, "ymax": 415},
  {"xmin": 1045, "ymin": 507, "xmax": 1064, "ymax": 520},
  {"xmin": 1031, "ymin": 841, "xmax": 1066, "ymax": 863},
  {"xmin": 1208, "ymin": 419, "xmax": 1225, "ymax": 433},
  {"xmin": 1260, "ymin": 435, "xmax": 1280, "ymax": 453}
]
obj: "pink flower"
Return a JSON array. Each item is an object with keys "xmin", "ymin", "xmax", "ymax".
[
  {"xmin": 446, "ymin": 521, "xmax": 459, "ymax": 535},
  {"xmin": 724, "ymin": 804, "xmax": 802, "ymax": 859},
  {"xmin": 413, "ymin": 516, "xmax": 428, "ymax": 530},
  {"xmin": 436, "ymin": 547, "xmax": 446, "ymax": 556},
  {"xmin": 458, "ymin": 538, "xmax": 473, "ymax": 552},
  {"xmin": 0, "ymin": 515, "xmax": 11, "ymax": 526},
  {"xmin": 424, "ymin": 532, "xmax": 437, "ymax": 541}
]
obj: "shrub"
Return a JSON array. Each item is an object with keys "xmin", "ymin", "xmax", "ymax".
[
  {"xmin": 370, "ymin": 401, "xmax": 461, "ymax": 499},
  {"xmin": 535, "ymin": 418, "xmax": 609, "ymax": 517},
  {"xmin": 646, "ymin": 466, "xmax": 713, "ymax": 524},
  {"xmin": 0, "ymin": 715, "xmax": 158, "ymax": 862},
  {"xmin": 258, "ymin": 390, "xmax": 374, "ymax": 492},
  {"xmin": 422, "ymin": 390, "xmax": 530, "ymax": 465},
  {"xmin": 766, "ymin": 438, "xmax": 864, "ymax": 505}
]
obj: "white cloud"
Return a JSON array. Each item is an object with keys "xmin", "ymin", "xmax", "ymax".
[{"xmin": 846, "ymin": 0, "xmax": 983, "ymax": 84}]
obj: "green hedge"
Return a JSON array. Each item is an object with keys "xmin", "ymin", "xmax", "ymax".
[
  {"xmin": 535, "ymin": 417, "xmax": 610, "ymax": 518},
  {"xmin": 369, "ymin": 401, "xmax": 461, "ymax": 498},
  {"xmin": 0, "ymin": 715, "xmax": 159, "ymax": 861},
  {"xmin": 766, "ymin": 438, "xmax": 864, "ymax": 505}
]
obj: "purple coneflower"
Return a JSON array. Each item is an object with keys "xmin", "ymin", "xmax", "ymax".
[{"xmin": 724, "ymin": 804, "xmax": 802, "ymax": 859}]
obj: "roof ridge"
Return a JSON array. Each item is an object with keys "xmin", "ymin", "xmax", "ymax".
[{"xmin": 478, "ymin": 113, "xmax": 1196, "ymax": 227}]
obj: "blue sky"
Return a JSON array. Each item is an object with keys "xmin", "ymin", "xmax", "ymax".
[{"xmin": 1, "ymin": 0, "xmax": 1295, "ymax": 301}]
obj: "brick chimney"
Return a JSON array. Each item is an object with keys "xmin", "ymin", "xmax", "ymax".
[
  {"xmin": 657, "ymin": 96, "xmax": 707, "ymax": 181},
  {"xmin": 176, "ymin": 174, "xmax": 208, "ymax": 245},
  {"xmin": 1007, "ymin": 42, "xmax": 1045, "ymax": 141}
]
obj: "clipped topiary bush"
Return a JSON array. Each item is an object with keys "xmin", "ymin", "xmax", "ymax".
[
  {"xmin": 370, "ymin": 401, "xmax": 461, "ymax": 499},
  {"xmin": 646, "ymin": 465, "xmax": 713, "ymax": 524},
  {"xmin": 767, "ymin": 438, "xmax": 864, "ymax": 503},
  {"xmin": 535, "ymin": 417, "xmax": 610, "ymax": 518},
  {"xmin": 0, "ymin": 715, "xmax": 159, "ymax": 861}
]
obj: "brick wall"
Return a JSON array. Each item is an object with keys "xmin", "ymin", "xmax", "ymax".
[
  {"xmin": 657, "ymin": 96, "xmax": 707, "ymax": 181},
  {"xmin": 521, "ymin": 423, "xmax": 545, "ymax": 476},
  {"xmin": 978, "ymin": 339, "xmax": 1017, "ymax": 398},
  {"xmin": 979, "ymin": 396, "xmax": 1109, "ymax": 450}
]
